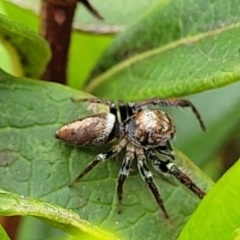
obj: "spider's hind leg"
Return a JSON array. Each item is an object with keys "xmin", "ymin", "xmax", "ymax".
[{"xmin": 148, "ymin": 150, "xmax": 205, "ymax": 199}]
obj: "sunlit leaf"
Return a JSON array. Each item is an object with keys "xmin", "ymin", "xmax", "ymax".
[
  {"xmin": 178, "ymin": 159, "xmax": 240, "ymax": 240},
  {"xmin": 0, "ymin": 13, "xmax": 50, "ymax": 77},
  {"xmin": 0, "ymin": 224, "xmax": 10, "ymax": 240}
]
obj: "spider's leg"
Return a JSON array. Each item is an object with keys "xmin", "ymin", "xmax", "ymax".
[
  {"xmin": 156, "ymin": 141, "xmax": 174, "ymax": 159},
  {"xmin": 69, "ymin": 151, "xmax": 113, "ymax": 187},
  {"xmin": 130, "ymin": 98, "xmax": 205, "ymax": 131},
  {"xmin": 69, "ymin": 138, "xmax": 128, "ymax": 187},
  {"xmin": 149, "ymin": 150, "xmax": 205, "ymax": 199},
  {"xmin": 71, "ymin": 97, "xmax": 119, "ymax": 119},
  {"xmin": 71, "ymin": 97, "xmax": 116, "ymax": 110},
  {"xmin": 136, "ymin": 148, "xmax": 169, "ymax": 219},
  {"xmin": 117, "ymin": 142, "xmax": 135, "ymax": 213},
  {"xmin": 118, "ymin": 100, "xmax": 133, "ymax": 122}
]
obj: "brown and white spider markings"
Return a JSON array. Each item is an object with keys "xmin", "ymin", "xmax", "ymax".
[{"xmin": 56, "ymin": 97, "xmax": 206, "ymax": 218}]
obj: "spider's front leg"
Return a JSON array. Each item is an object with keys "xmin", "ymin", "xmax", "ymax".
[
  {"xmin": 71, "ymin": 97, "xmax": 116, "ymax": 109},
  {"xmin": 71, "ymin": 97, "xmax": 118, "ymax": 116},
  {"xmin": 69, "ymin": 150, "xmax": 115, "ymax": 187},
  {"xmin": 69, "ymin": 138, "xmax": 128, "ymax": 187},
  {"xmin": 148, "ymin": 150, "xmax": 205, "ymax": 199},
  {"xmin": 130, "ymin": 98, "xmax": 206, "ymax": 131},
  {"xmin": 136, "ymin": 148, "xmax": 169, "ymax": 219}
]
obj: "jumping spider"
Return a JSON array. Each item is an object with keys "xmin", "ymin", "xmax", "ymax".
[{"xmin": 56, "ymin": 97, "xmax": 206, "ymax": 218}]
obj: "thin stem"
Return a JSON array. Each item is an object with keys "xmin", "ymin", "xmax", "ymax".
[{"xmin": 40, "ymin": 0, "xmax": 77, "ymax": 84}]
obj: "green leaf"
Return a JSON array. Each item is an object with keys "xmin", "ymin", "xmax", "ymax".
[
  {"xmin": 178, "ymin": 159, "xmax": 240, "ymax": 240},
  {"xmin": 86, "ymin": 24, "xmax": 240, "ymax": 100},
  {"xmin": 90, "ymin": 0, "xmax": 240, "ymax": 76},
  {"xmin": 84, "ymin": 0, "xmax": 240, "ymax": 100},
  {"xmin": 0, "ymin": 224, "xmax": 10, "ymax": 240},
  {"xmin": 0, "ymin": 69, "xmax": 213, "ymax": 240},
  {"xmin": 0, "ymin": 190, "xmax": 118, "ymax": 240},
  {"xmin": 0, "ymin": 13, "xmax": 51, "ymax": 77}
]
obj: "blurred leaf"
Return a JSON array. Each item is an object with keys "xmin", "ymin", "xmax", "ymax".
[
  {"xmin": 0, "ymin": 13, "xmax": 50, "ymax": 77},
  {"xmin": 0, "ymin": 69, "xmax": 213, "ymax": 240},
  {"xmin": 178, "ymin": 159, "xmax": 240, "ymax": 240},
  {"xmin": 84, "ymin": 0, "xmax": 240, "ymax": 101},
  {"xmin": 74, "ymin": 0, "xmax": 160, "ymax": 34},
  {"xmin": 0, "ymin": 224, "xmax": 10, "ymax": 240},
  {"xmin": 0, "ymin": 190, "xmax": 118, "ymax": 240},
  {"xmin": 18, "ymin": 217, "xmax": 68, "ymax": 240},
  {"xmin": 68, "ymin": 33, "xmax": 112, "ymax": 89},
  {"xmin": 4, "ymin": 0, "xmax": 160, "ymax": 34}
]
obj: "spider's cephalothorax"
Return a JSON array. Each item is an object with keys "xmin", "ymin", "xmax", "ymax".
[
  {"xmin": 124, "ymin": 109, "xmax": 175, "ymax": 148},
  {"xmin": 56, "ymin": 97, "xmax": 206, "ymax": 218}
]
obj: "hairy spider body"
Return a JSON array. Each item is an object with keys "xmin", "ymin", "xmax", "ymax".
[
  {"xmin": 56, "ymin": 113, "xmax": 120, "ymax": 146},
  {"xmin": 56, "ymin": 97, "xmax": 206, "ymax": 218}
]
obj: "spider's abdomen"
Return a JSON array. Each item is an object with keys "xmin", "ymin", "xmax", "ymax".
[
  {"xmin": 125, "ymin": 109, "xmax": 175, "ymax": 148},
  {"xmin": 56, "ymin": 113, "xmax": 119, "ymax": 146}
]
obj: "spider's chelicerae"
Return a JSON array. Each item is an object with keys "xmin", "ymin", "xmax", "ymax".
[{"xmin": 56, "ymin": 97, "xmax": 206, "ymax": 218}]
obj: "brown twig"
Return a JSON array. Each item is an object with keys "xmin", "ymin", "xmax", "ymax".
[
  {"xmin": 40, "ymin": 0, "xmax": 77, "ymax": 84},
  {"xmin": 40, "ymin": 0, "xmax": 104, "ymax": 84},
  {"xmin": 0, "ymin": 216, "xmax": 21, "ymax": 240}
]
